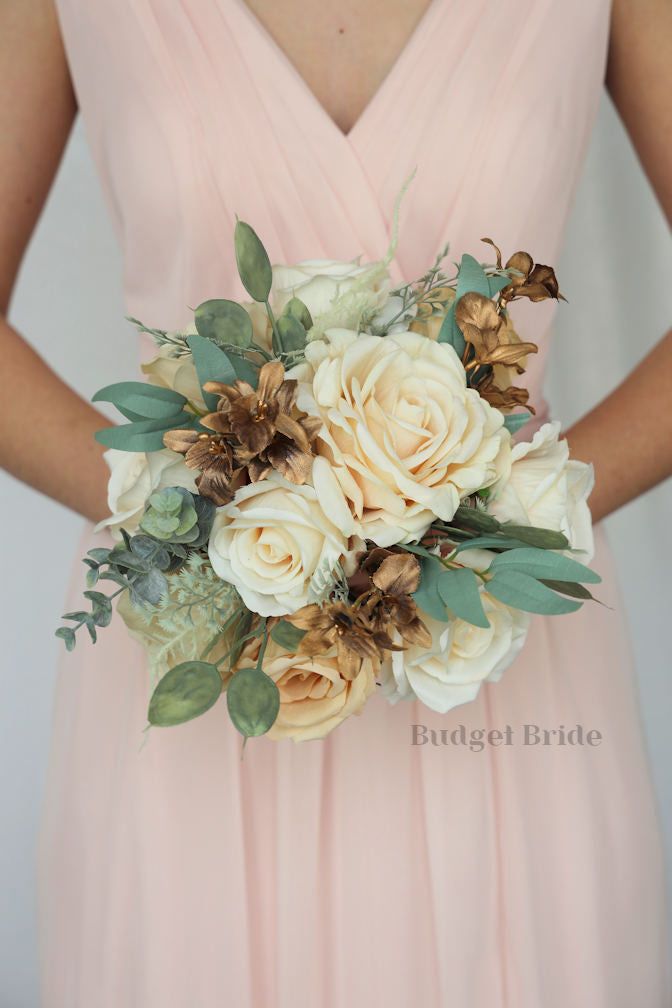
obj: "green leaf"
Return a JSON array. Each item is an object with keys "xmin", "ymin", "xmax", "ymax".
[
  {"xmin": 488, "ymin": 274, "xmax": 510, "ymax": 298},
  {"xmin": 456, "ymin": 253, "xmax": 490, "ymax": 301},
  {"xmin": 93, "ymin": 381, "xmax": 187, "ymax": 421},
  {"xmin": 95, "ymin": 414, "xmax": 194, "ymax": 452},
  {"xmin": 226, "ymin": 666, "xmax": 280, "ymax": 738},
  {"xmin": 412, "ymin": 555, "xmax": 450, "ymax": 622},
  {"xmin": 439, "ymin": 254, "xmax": 492, "ymax": 358},
  {"xmin": 187, "ymin": 334, "xmax": 237, "ymax": 409},
  {"xmin": 489, "ymin": 548, "xmax": 601, "ymax": 584},
  {"xmin": 194, "ymin": 299, "xmax": 253, "ymax": 348},
  {"xmin": 285, "ymin": 296, "xmax": 313, "ymax": 330},
  {"xmin": 453, "ymin": 535, "xmax": 535, "ymax": 554},
  {"xmin": 148, "ymin": 661, "xmax": 223, "ymax": 727},
  {"xmin": 437, "ymin": 303, "xmax": 465, "ymax": 358},
  {"xmin": 486, "ymin": 570, "xmax": 582, "ymax": 615},
  {"xmin": 131, "ymin": 569, "xmax": 168, "ymax": 606},
  {"xmin": 83, "ymin": 591, "xmax": 113, "ymax": 627},
  {"xmin": 234, "ymin": 220, "xmax": 272, "ymax": 302},
  {"xmin": 87, "ymin": 548, "xmax": 112, "ymax": 564},
  {"xmin": 539, "ymin": 579, "xmax": 595, "ymax": 601},
  {"xmin": 437, "ymin": 568, "xmax": 490, "ymax": 628},
  {"xmin": 499, "ymin": 524, "xmax": 569, "ymax": 550},
  {"xmin": 55, "ymin": 627, "xmax": 76, "ymax": 651},
  {"xmin": 270, "ymin": 619, "xmax": 307, "ymax": 651},
  {"xmin": 229, "ymin": 355, "xmax": 259, "ymax": 388},
  {"xmin": 503, "ymin": 412, "xmax": 531, "ymax": 435},
  {"xmin": 273, "ymin": 314, "xmax": 306, "ymax": 355},
  {"xmin": 453, "ymin": 504, "xmax": 501, "ymax": 533}
]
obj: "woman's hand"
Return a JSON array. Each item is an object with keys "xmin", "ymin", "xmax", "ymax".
[
  {"xmin": 0, "ymin": 0, "xmax": 111, "ymax": 523},
  {"xmin": 562, "ymin": 0, "xmax": 672, "ymax": 522}
]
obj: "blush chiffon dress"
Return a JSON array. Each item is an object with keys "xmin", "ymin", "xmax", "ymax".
[{"xmin": 38, "ymin": 1, "xmax": 670, "ymax": 1005}]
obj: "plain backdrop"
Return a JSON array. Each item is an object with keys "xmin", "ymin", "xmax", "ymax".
[{"xmin": 1, "ymin": 95, "xmax": 671, "ymax": 1006}]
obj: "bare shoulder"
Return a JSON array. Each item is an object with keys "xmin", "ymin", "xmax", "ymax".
[
  {"xmin": 0, "ymin": 0, "xmax": 76, "ymax": 311},
  {"xmin": 606, "ymin": 0, "xmax": 672, "ymax": 223}
]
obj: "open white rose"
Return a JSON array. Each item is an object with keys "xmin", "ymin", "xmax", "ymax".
[
  {"xmin": 207, "ymin": 459, "xmax": 362, "ymax": 617},
  {"xmin": 291, "ymin": 329, "xmax": 508, "ymax": 547},
  {"xmin": 488, "ymin": 420, "xmax": 595, "ymax": 560},
  {"xmin": 94, "ymin": 448, "xmax": 198, "ymax": 539},
  {"xmin": 381, "ymin": 596, "xmax": 530, "ymax": 714}
]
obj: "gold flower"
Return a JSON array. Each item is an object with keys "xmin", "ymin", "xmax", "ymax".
[
  {"xmin": 455, "ymin": 292, "xmax": 538, "ymax": 372},
  {"xmin": 163, "ymin": 419, "xmax": 236, "ymax": 506},
  {"xmin": 357, "ymin": 548, "xmax": 432, "ymax": 648},
  {"xmin": 204, "ymin": 360, "xmax": 321, "ymax": 484},
  {"xmin": 481, "ymin": 238, "xmax": 563, "ymax": 303},
  {"xmin": 287, "ymin": 600, "xmax": 400, "ymax": 680}
]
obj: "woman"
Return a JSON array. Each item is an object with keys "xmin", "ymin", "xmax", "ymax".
[{"xmin": 2, "ymin": 0, "xmax": 671, "ymax": 1004}]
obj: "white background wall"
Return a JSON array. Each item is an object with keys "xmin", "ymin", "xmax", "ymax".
[{"xmin": 1, "ymin": 97, "xmax": 671, "ymax": 1006}]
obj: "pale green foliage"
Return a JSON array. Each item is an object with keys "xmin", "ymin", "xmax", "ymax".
[{"xmin": 120, "ymin": 554, "xmax": 240, "ymax": 685}]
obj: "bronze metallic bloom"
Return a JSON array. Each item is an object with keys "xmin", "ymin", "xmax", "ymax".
[
  {"xmin": 455, "ymin": 292, "xmax": 538, "ymax": 373},
  {"xmin": 288, "ymin": 601, "xmax": 400, "ymax": 680},
  {"xmin": 473, "ymin": 372, "xmax": 535, "ymax": 414},
  {"xmin": 480, "ymin": 238, "xmax": 563, "ymax": 303},
  {"xmin": 357, "ymin": 548, "xmax": 432, "ymax": 649},
  {"xmin": 163, "ymin": 425, "xmax": 236, "ymax": 506},
  {"xmin": 203, "ymin": 360, "xmax": 321, "ymax": 485}
]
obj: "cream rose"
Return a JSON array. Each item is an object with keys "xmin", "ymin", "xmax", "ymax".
[
  {"xmin": 271, "ymin": 258, "xmax": 388, "ymax": 320},
  {"xmin": 291, "ymin": 329, "xmax": 508, "ymax": 547},
  {"xmin": 207, "ymin": 459, "xmax": 362, "ymax": 617},
  {"xmin": 94, "ymin": 448, "xmax": 198, "ymax": 539},
  {"xmin": 235, "ymin": 636, "xmax": 376, "ymax": 741},
  {"xmin": 488, "ymin": 420, "xmax": 595, "ymax": 560},
  {"xmin": 381, "ymin": 596, "xmax": 530, "ymax": 713},
  {"xmin": 141, "ymin": 335, "xmax": 206, "ymax": 411}
]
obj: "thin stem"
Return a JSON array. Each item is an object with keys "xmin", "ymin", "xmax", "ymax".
[{"xmin": 264, "ymin": 301, "xmax": 282, "ymax": 352}]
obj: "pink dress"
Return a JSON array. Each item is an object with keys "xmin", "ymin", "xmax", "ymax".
[{"xmin": 39, "ymin": 1, "xmax": 670, "ymax": 1004}]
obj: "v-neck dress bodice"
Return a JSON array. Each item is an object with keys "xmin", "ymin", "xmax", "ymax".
[{"xmin": 38, "ymin": 3, "xmax": 670, "ymax": 1006}]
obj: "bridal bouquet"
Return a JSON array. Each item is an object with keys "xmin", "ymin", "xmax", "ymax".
[{"xmin": 56, "ymin": 218, "xmax": 599, "ymax": 743}]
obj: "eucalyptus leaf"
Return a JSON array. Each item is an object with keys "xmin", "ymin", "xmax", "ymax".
[
  {"xmin": 95, "ymin": 414, "xmax": 194, "ymax": 453},
  {"xmin": 194, "ymin": 299, "xmax": 253, "ymax": 348},
  {"xmin": 489, "ymin": 548, "xmax": 601, "ymax": 584},
  {"xmin": 488, "ymin": 274, "xmax": 511, "ymax": 298},
  {"xmin": 499, "ymin": 524, "xmax": 569, "ymax": 550},
  {"xmin": 453, "ymin": 535, "xmax": 535, "ymax": 554},
  {"xmin": 486, "ymin": 570, "xmax": 582, "ymax": 615},
  {"xmin": 229, "ymin": 355, "xmax": 259, "ymax": 388},
  {"xmin": 93, "ymin": 381, "xmax": 187, "ymax": 420},
  {"xmin": 55, "ymin": 627, "xmax": 76, "ymax": 652},
  {"xmin": 227, "ymin": 666, "xmax": 280, "ymax": 737},
  {"xmin": 187, "ymin": 334, "xmax": 237, "ymax": 409},
  {"xmin": 437, "ymin": 303, "xmax": 465, "ymax": 358},
  {"xmin": 503, "ymin": 412, "xmax": 532, "ymax": 435},
  {"xmin": 539, "ymin": 579, "xmax": 595, "ymax": 601},
  {"xmin": 453, "ymin": 505, "xmax": 501, "ymax": 533},
  {"xmin": 274, "ymin": 314, "xmax": 306, "ymax": 355},
  {"xmin": 234, "ymin": 220, "xmax": 272, "ymax": 302},
  {"xmin": 131, "ymin": 568, "xmax": 168, "ymax": 606},
  {"xmin": 412, "ymin": 555, "xmax": 450, "ymax": 623},
  {"xmin": 270, "ymin": 619, "xmax": 307, "ymax": 651},
  {"xmin": 456, "ymin": 253, "xmax": 491, "ymax": 301},
  {"xmin": 437, "ymin": 568, "xmax": 490, "ymax": 628},
  {"xmin": 285, "ymin": 296, "xmax": 313, "ymax": 330},
  {"xmin": 148, "ymin": 661, "xmax": 223, "ymax": 727}
]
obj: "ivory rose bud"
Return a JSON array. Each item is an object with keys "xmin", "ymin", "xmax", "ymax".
[
  {"xmin": 94, "ymin": 448, "xmax": 198, "ymax": 539},
  {"xmin": 207, "ymin": 459, "xmax": 362, "ymax": 617},
  {"xmin": 292, "ymin": 329, "xmax": 507, "ymax": 547},
  {"xmin": 141, "ymin": 341, "xmax": 206, "ymax": 411},
  {"xmin": 488, "ymin": 420, "xmax": 595, "ymax": 560},
  {"xmin": 381, "ymin": 596, "xmax": 530, "ymax": 713},
  {"xmin": 235, "ymin": 636, "xmax": 376, "ymax": 741},
  {"xmin": 272, "ymin": 258, "xmax": 388, "ymax": 320}
]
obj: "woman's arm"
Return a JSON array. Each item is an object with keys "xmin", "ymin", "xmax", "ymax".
[
  {"xmin": 1, "ymin": 0, "xmax": 110, "ymax": 523},
  {"xmin": 562, "ymin": 0, "xmax": 672, "ymax": 522}
]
